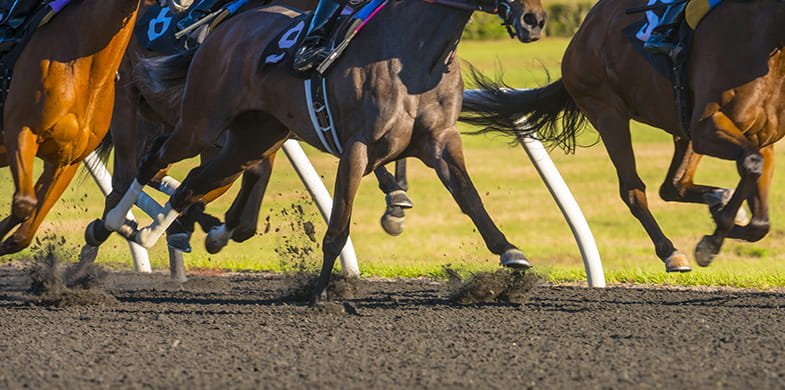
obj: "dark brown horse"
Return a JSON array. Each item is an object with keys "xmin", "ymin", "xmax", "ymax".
[
  {"xmin": 106, "ymin": 0, "xmax": 546, "ymax": 302},
  {"xmin": 461, "ymin": 0, "xmax": 785, "ymax": 271},
  {"xmin": 0, "ymin": 0, "xmax": 140, "ymax": 255},
  {"xmin": 88, "ymin": 0, "xmax": 412, "ymax": 279}
]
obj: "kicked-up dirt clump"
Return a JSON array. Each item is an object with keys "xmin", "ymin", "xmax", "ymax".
[
  {"xmin": 277, "ymin": 271, "xmax": 367, "ymax": 303},
  {"xmin": 446, "ymin": 267, "xmax": 541, "ymax": 304},
  {"xmin": 26, "ymin": 235, "xmax": 117, "ymax": 307}
]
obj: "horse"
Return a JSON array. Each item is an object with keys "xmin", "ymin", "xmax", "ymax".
[
  {"xmin": 460, "ymin": 0, "xmax": 785, "ymax": 271},
  {"xmin": 0, "ymin": 0, "xmax": 140, "ymax": 255},
  {"xmin": 104, "ymin": 0, "xmax": 546, "ymax": 303},
  {"xmin": 85, "ymin": 0, "xmax": 413, "ymax": 280}
]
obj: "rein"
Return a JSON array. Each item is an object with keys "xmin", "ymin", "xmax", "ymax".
[
  {"xmin": 422, "ymin": 0, "xmax": 497, "ymax": 13},
  {"xmin": 421, "ymin": 0, "xmax": 516, "ymax": 38}
]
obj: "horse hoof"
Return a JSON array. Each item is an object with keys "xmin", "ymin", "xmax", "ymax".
[
  {"xmin": 386, "ymin": 190, "xmax": 413, "ymax": 209},
  {"xmin": 500, "ymin": 248, "xmax": 531, "ymax": 270},
  {"xmin": 695, "ymin": 235, "xmax": 720, "ymax": 267},
  {"xmin": 380, "ymin": 211, "xmax": 404, "ymax": 236},
  {"xmin": 664, "ymin": 251, "xmax": 691, "ymax": 272},
  {"xmin": 205, "ymin": 225, "xmax": 230, "ymax": 254},
  {"xmin": 84, "ymin": 219, "xmax": 112, "ymax": 247},
  {"xmin": 78, "ymin": 245, "xmax": 99, "ymax": 265},
  {"xmin": 166, "ymin": 233, "xmax": 192, "ymax": 253}
]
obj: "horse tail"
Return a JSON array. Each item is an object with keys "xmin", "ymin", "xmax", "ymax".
[
  {"xmin": 461, "ymin": 68, "xmax": 587, "ymax": 153},
  {"xmin": 94, "ymin": 131, "xmax": 113, "ymax": 164},
  {"xmin": 133, "ymin": 47, "xmax": 198, "ymax": 111}
]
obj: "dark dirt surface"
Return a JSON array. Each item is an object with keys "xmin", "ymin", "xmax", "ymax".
[{"xmin": 1, "ymin": 262, "xmax": 785, "ymax": 389}]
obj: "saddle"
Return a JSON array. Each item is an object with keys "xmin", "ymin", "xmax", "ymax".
[
  {"xmin": 623, "ymin": 0, "xmax": 725, "ymax": 138},
  {"xmin": 257, "ymin": 0, "xmax": 388, "ymax": 156},
  {"xmin": 135, "ymin": 0, "xmax": 257, "ymax": 55}
]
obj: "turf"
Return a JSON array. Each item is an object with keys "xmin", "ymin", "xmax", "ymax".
[{"xmin": 2, "ymin": 38, "xmax": 785, "ymax": 288}]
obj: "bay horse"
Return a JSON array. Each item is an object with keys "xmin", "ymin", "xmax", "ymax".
[
  {"xmin": 106, "ymin": 0, "xmax": 546, "ymax": 303},
  {"xmin": 88, "ymin": 0, "xmax": 412, "ymax": 278},
  {"xmin": 461, "ymin": 0, "xmax": 785, "ymax": 271},
  {"xmin": 0, "ymin": 0, "xmax": 140, "ymax": 255}
]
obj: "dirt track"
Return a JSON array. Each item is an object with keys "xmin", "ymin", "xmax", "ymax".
[{"xmin": 1, "ymin": 262, "xmax": 784, "ymax": 389}]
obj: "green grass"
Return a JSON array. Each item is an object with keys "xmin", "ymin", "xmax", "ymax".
[{"xmin": 3, "ymin": 38, "xmax": 785, "ymax": 289}]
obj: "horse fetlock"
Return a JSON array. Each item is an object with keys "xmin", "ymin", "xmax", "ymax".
[
  {"xmin": 743, "ymin": 220, "xmax": 770, "ymax": 242},
  {"xmin": 231, "ymin": 227, "xmax": 256, "ymax": 243},
  {"xmin": 84, "ymin": 219, "xmax": 113, "ymax": 246}
]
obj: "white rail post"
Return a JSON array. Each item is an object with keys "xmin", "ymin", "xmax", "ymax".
[
  {"xmin": 518, "ymin": 136, "xmax": 606, "ymax": 287},
  {"xmin": 83, "ymin": 152, "xmax": 152, "ymax": 273},
  {"xmin": 463, "ymin": 88, "xmax": 605, "ymax": 287},
  {"xmin": 281, "ymin": 139, "xmax": 361, "ymax": 277}
]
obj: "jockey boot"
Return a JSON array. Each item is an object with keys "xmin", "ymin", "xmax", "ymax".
[
  {"xmin": 292, "ymin": 0, "xmax": 344, "ymax": 72},
  {"xmin": 643, "ymin": 2, "xmax": 687, "ymax": 56},
  {"xmin": 176, "ymin": 0, "xmax": 231, "ymax": 31}
]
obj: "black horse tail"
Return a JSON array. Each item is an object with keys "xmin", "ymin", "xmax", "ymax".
[
  {"xmin": 133, "ymin": 47, "xmax": 198, "ymax": 113},
  {"xmin": 461, "ymin": 69, "xmax": 587, "ymax": 153},
  {"xmin": 94, "ymin": 131, "xmax": 113, "ymax": 164}
]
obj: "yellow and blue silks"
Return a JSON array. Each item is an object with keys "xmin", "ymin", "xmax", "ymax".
[{"xmin": 685, "ymin": 0, "xmax": 724, "ymax": 29}]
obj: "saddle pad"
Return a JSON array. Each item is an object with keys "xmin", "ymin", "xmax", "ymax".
[
  {"xmin": 685, "ymin": 0, "xmax": 724, "ymax": 29},
  {"xmin": 256, "ymin": 12, "xmax": 310, "ymax": 76},
  {"xmin": 135, "ymin": 5, "xmax": 197, "ymax": 55}
]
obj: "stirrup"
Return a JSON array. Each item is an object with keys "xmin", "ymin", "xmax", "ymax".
[
  {"xmin": 177, "ymin": 12, "xmax": 207, "ymax": 31},
  {"xmin": 292, "ymin": 39, "xmax": 329, "ymax": 72}
]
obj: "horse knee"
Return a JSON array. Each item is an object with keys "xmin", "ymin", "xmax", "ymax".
[{"xmin": 742, "ymin": 153, "xmax": 764, "ymax": 178}]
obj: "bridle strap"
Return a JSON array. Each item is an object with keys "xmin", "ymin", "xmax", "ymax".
[{"xmin": 421, "ymin": 0, "xmax": 516, "ymax": 38}]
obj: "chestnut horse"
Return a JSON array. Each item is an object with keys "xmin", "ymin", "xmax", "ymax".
[
  {"xmin": 106, "ymin": 0, "xmax": 546, "ymax": 302},
  {"xmin": 0, "ymin": 0, "xmax": 140, "ymax": 255},
  {"xmin": 461, "ymin": 0, "xmax": 785, "ymax": 271}
]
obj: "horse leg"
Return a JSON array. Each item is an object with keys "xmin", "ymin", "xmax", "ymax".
[
  {"xmin": 692, "ymin": 111, "xmax": 764, "ymax": 267},
  {"xmin": 659, "ymin": 138, "xmax": 748, "ymax": 225},
  {"xmin": 725, "ymin": 145, "xmax": 772, "ymax": 242},
  {"xmin": 0, "ymin": 162, "xmax": 80, "ymax": 254},
  {"xmin": 136, "ymin": 114, "xmax": 288, "ymax": 249},
  {"xmin": 312, "ymin": 141, "xmax": 367, "ymax": 305},
  {"xmin": 203, "ymin": 156, "xmax": 275, "ymax": 254},
  {"xmin": 374, "ymin": 161, "xmax": 412, "ymax": 236},
  {"xmin": 0, "ymin": 126, "xmax": 39, "ymax": 244},
  {"xmin": 590, "ymin": 111, "xmax": 690, "ymax": 272},
  {"xmin": 419, "ymin": 128, "xmax": 529, "ymax": 269},
  {"xmin": 104, "ymin": 123, "xmax": 204, "ymax": 242}
]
